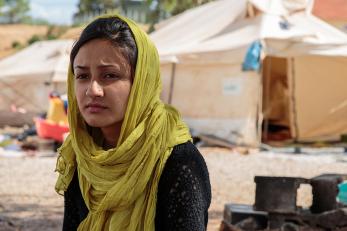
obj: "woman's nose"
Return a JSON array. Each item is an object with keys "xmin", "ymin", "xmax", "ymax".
[{"xmin": 86, "ymin": 80, "xmax": 104, "ymax": 97}]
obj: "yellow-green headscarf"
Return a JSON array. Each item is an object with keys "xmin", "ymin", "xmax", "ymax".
[{"xmin": 55, "ymin": 14, "xmax": 191, "ymax": 231}]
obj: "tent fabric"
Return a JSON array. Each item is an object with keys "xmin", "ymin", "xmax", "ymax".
[
  {"xmin": 152, "ymin": 0, "xmax": 347, "ymax": 145},
  {"xmin": 0, "ymin": 75, "xmax": 52, "ymax": 112},
  {"xmin": 2, "ymin": 0, "xmax": 347, "ymax": 143},
  {"xmin": 150, "ymin": 0, "xmax": 247, "ymax": 56},
  {"xmin": 289, "ymin": 56, "xmax": 347, "ymax": 141},
  {"xmin": 249, "ymin": 0, "xmax": 314, "ymax": 16},
  {"xmin": 154, "ymin": 12, "xmax": 347, "ymax": 59},
  {"xmin": 0, "ymin": 40, "xmax": 73, "ymax": 82},
  {"xmin": 165, "ymin": 63, "xmax": 261, "ymax": 145},
  {"xmin": 0, "ymin": 40, "xmax": 73, "ymax": 112}
]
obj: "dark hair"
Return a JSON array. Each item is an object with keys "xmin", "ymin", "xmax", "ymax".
[{"xmin": 70, "ymin": 17, "xmax": 138, "ymax": 76}]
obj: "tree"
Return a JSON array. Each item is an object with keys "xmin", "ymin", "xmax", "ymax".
[
  {"xmin": 75, "ymin": 0, "xmax": 119, "ymax": 17},
  {"xmin": 0, "ymin": 0, "xmax": 30, "ymax": 23},
  {"xmin": 161, "ymin": 0, "xmax": 214, "ymax": 15},
  {"xmin": 146, "ymin": 0, "xmax": 214, "ymax": 32},
  {"xmin": 147, "ymin": 0, "xmax": 214, "ymax": 16}
]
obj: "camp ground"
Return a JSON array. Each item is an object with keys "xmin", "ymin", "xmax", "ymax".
[
  {"xmin": 1, "ymin": 1, "xmax": 347, "ymax": 231},
  {"xmin": 151, "ymin": 0, "xmax": 347, "ymax": 146},
  {"xmin": 1, "ymin": 0, "xmax": 347, "ymax": 147}
]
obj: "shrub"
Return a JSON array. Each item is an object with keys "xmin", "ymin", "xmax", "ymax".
[
  {"xmin": 27, "ymin": 35, "xmax": 41, "ymax": 45},
  {"xmin": 11, "ymin": 41, "xmax": 21, "ymax": 49}
]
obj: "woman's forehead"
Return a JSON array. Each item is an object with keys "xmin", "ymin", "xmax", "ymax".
[{"xmin": 74, "ymin": 39, "xmax": 129, "ymax": 66}]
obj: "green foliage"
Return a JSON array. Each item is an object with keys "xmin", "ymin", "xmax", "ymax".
[
  {"xmin": 146, "ymin": 0, "xmax": 214, "ymax": 32},
  {"xmin": 0, "ymin": 0, "xmax": 51, "ymax": 27},
  {"xmin": 169, "ymin": 0, "xmax": 214, "ymax": 15},
  {"xmin": 46, "ymin": 25, "xmax": 68, "ymax": 40},
  {"xmin": 25, "ymin": 26, "xmax": 70, "ymax": 44},
  {"xmin": 21, "ymin": 17, "xmax": 51, "ymax": 25},
  {"xmin": 75, "ymin": 0, "xmax": 117, "ymax": 16},
  {"xmin": 0, "ymin": 0, "xmax": 30, "ymax": 23},
  {"xmin": 11, "ymin": 40, "xmax": 21, "ymax": 49},
  {"xmin": 147, "ymin": 0, "xmax": 214, "ymax": 15},
  {"xmin": 27, "ymin": 34, "xmax": 41, "ymax": 45},
  {"xmin": 24, "ymin": 26, "xmax": 69, "ymax": 46},
  {"xmin": 46, "ymin": 34, "xmax": 57, "ymax": 40}
]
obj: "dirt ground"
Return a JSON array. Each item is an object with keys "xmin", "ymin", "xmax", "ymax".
[{"xmin": 1, "ymin": 147, "xmax": 347, "ymax": 231}]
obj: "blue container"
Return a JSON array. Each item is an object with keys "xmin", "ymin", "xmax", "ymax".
[{"xmin": 337, "ymin": 181, "xmax": 347, "ymax": 204}]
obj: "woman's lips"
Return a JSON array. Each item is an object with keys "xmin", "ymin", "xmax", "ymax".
[{"xmin": 85, "ymin": 103, "xmax": 107, "ymax": 113}]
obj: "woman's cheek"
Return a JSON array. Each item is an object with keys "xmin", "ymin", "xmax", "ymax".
[{"xmin": 75, "ymin": 86, "xmax": 85, "ymax": 110}]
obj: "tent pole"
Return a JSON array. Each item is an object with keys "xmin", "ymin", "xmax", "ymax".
[
  {"xmin": 263, "ymin": 57, "xmax": 271, "ymax": 142},
  {"xmin": 168, "ymin": 62, "xmax": 176, "ymax": 105},
  {"xmin": 289, "ymin": 58, "xmax": 299, "ymax": 141},
  {"xmin": 257, "ymin": 55, "xmax": 265, "ymax": 146}
]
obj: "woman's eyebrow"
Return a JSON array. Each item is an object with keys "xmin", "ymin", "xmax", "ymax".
[
  {"xmin": 74, "ymin": 64, "xmax": 122, "ymax": 70},
  {"xmin": 74, "ymin": 65, "xmax": 88, "ymax": 69},
  {"xmin": 98, "ymin": 64, "xmax": 120, "ymax": 68}
]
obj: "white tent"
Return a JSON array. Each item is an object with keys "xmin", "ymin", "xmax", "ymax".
[
  {"xmin": 151, "ymin": 0, "xmax": 347, "ymax": 145},
  {"xmin": 0, "ymin": 39, "xmax": 73, "ymax": 112}
]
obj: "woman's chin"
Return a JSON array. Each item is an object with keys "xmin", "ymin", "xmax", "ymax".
[
  {"xmin": 83, "ymin": 116, "xmax": 121, "ymax": 129},
  {"xmin": 84, "ymin": 118, "xmax": 106, "ymax": 128}
]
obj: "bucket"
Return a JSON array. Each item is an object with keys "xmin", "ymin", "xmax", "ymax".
[{"xmin": 337, "ymin": 181, "xmax": 347, "ymax": 204}]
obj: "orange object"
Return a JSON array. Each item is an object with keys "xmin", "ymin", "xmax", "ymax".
[{"xmin": 35, "ymin": 118, "xmax": 69, "ymax": 142}]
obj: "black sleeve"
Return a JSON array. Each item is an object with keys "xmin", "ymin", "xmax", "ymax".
[
  {"xmin": 62, "ymin": 171, "xmax": 89, "ymax": 231},
  {"xmin": 155, "ymin": 142, "xmax": 211, "ymax": 231}
]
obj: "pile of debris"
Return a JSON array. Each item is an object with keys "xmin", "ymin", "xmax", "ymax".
[{"xmin": 0, "ymin": 125, "xmax": 60, "ymax": 157}]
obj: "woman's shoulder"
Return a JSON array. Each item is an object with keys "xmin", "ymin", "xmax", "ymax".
[
  {"xmin": 161, "ymin": 141, "xmax": 210, "ymax": 188},
  {"xmin": 168, "ymin": 141, "xmax": 208, "ymax": 168},
  {"xmin": 155, "ymin": 141, "xmax": 211, "ymax": 230}
]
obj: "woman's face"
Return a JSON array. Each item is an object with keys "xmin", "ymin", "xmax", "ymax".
[{"xmin": 73, "ymin": 39, "xmax": 132, "ymax": 130}]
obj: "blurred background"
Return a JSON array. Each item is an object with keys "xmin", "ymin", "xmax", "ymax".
[{"xmin": 1, "ymin": 0, "xmax": 347, "ymax": 230}]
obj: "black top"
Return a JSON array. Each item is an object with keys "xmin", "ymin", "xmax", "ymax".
[{"xmin": 63, "ymin": 141, "xmax": 211, "ymax": 231}]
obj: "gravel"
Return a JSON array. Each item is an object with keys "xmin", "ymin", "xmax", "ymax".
[{"xmin": 1, "ymin": 148, "xmax": 347, "ymax": 231}]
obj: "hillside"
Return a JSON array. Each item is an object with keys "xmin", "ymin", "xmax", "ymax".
[
  {"xmin": 0, "ymin": 23, "xmax": 149, "ymax": 60},
  {"xmin": 0, "ymin": 24, "xmax": 49, "ymax": 59},
  {"xmin": 59, "ymin": 26, "xmax": 83, "ymax": 40}
]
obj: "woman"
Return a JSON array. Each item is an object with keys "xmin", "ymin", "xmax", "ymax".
[{"xmin": 55, "ymin": 14, "xmax": 211, "ymax": 231}]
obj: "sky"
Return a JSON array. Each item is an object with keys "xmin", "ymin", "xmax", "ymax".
[{"xmin": 28, "ymin": 0, "xmax": 79, "ymax": 25}]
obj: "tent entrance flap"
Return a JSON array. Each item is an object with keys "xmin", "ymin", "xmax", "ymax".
[
  {"xmin": 290, "ymin": 56, "xmax": 347, "ymax": 142},
  {"xmin": 262, "ymin": 56, "xmax": 292, "ymax": 142}
]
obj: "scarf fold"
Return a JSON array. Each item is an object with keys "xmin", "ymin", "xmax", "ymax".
[{"xmin": 55, "ymin": 14, "xmax": 191, "ymax": 231}]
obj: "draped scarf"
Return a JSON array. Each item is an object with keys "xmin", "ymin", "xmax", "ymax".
[{"xmin": 55, "ymin": 14, "xmax": 191, "ymax": 231}]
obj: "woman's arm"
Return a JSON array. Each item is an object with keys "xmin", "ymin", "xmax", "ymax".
[
  {"xmin": 155, "ymin": 142, "xmax": 211, "ymax": 231},
  {"xmin": 62, "ymin": 171, "xmax": 88, "ymax": 231}
]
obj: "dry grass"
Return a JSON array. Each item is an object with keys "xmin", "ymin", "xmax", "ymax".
[
  {"xmin": 59, "ymin": 26, "xmax": 83, "ymax": 40},
  {"xmin": 0, "ymin": 23, "xmax": 150, "ymax": 59},
  {"xmin": 0, "ymin": 24, "xmax": 49, "ymax": 59}
]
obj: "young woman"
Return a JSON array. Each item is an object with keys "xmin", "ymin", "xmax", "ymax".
[{"xmin": 55, "ymin": 15, "xmax": 211, "ymax": 231}]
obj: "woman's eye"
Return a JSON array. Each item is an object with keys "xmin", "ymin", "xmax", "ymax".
[
  {"xmin": 104, "ymin": 73, "xmax": 119, "ymax": 79},
  {"xmin": 76, "ymin": 74, "xmax": 88, "ymax": 80}
]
